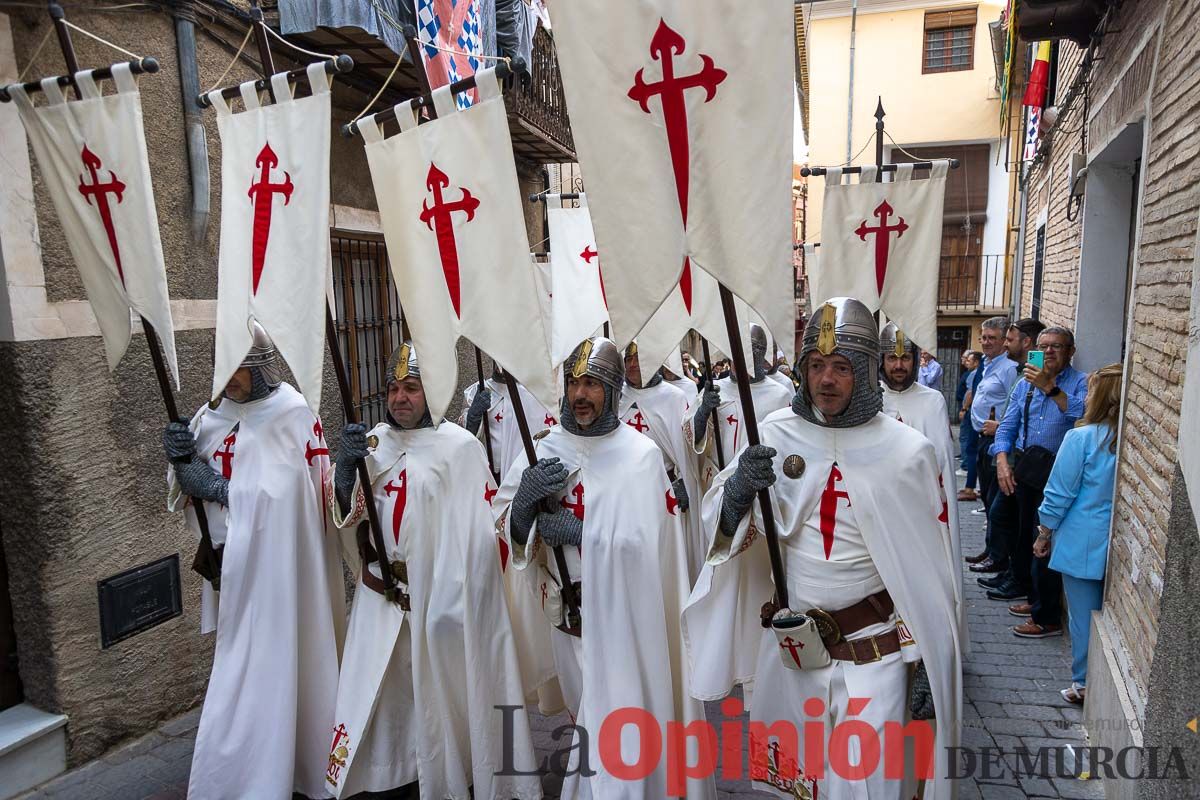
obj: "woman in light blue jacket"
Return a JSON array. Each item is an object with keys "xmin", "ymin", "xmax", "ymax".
[{"xmin": 1033, "ymin": 363, "xmax": 1123, "ymax": 705}]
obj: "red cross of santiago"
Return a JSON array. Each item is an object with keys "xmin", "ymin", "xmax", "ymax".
[
  {"xmin": 384, "ymin": 470, "xmax": 408, "ymax": 545},
  {"xmin": 305, "ymin": 420, "xmax": 329, "ymax": 465},
  {"xmin": 628, "ymin": 19, "xmax": 726, "ymax": 314},
  {"xmin": 579, "ymin": 245, "xmax": 608, "ymax": 309},
  {"xmin": 779, "ymin": 635, "xmax": 805, "ymax": 667},
  {"xmin": 247, "ymin": 143, "xmax": 293, "ymax": 296},
  {"xmin": 560, "ymin": 482, "xmax": 585, "ymax": 521},
  {"xmin": 77, "ymin": 146, "xmax": 127, "ymax": 287},
  {"xmin": 419, "ymin": 162, "xmax": 479, "ymax": 318},
  {"xmin": 855, "ymin": 200, "xmax": 909, "ymax": 294}
]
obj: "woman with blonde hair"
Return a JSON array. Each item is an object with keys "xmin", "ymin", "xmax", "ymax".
[{"xmin": 1033, "ymin": 363, "xmax": 1123, "ymax": 704}]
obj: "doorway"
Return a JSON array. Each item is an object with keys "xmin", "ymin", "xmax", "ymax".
[{"xmin": 0, "ymin": 522, "xmax": 23, "ymax": 710}]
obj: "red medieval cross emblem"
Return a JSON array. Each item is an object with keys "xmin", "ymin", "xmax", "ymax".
[
  {"xmin": 77, "ymin": 146, "xmax": 127, "ymax": 287},
  {"xmin": 212, "ymin": 432, "xmax": 237, "ymax": 479},
  {"xmin": 544, "ymin": 413, "xmax": 557, "ymax": 427},
  {"xmin": 247, "ymin": 143, "xmax": 294, "ymax": 296},
  {"xmin": 329, "ymin": 723, "xmax": 349, "ymax": 755},
  {"xmin": 384, "ymin": 470, "xmax": 408, "ymax": 544},
  {"xmin": 579, "ymin": 244, "xmax": 609, "ymax": 309},
  {"xmin": 665, "ymin": 487, "xmax": 679, "ymax": 516},
  {"xmin": 419, "ymin": 162, "xmax": 479, "ymax": 318},
  {"xmin": 494, "ymin": 411, "xmax": 504, "ymax": 424},
  {"xmin": 559, "ymin": 482, "xmax": 585, "ymax": 521},
  {"xmin": 484, "ymin": 482, "xmax": 498, "ymax": 505},
  {"xmin": 628, "ymin": 19, "xmax": 727, "ymax": 314},
  {"xmin": 819, "ymin": 462, "xmax": 852, "ymax": 559},
  {"xmin": 779, "ymin": 635, "xmax": 805, "ymax": 667},
  {"xmin": 854, "ymin": 200, "xmax": 909, "ymax": 294},
  {"xmin": 305, "ymin": 420, "xmax": 329, "ymax": 465},
  {"xmin": 726, "ymin": 413, "xmax": 740, "ymax": 448},
  {"xmin": 627, "ymin": 410, "xmax": 649, "ymax": 433}
]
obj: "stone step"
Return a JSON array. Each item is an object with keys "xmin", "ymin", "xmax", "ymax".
[{"xmin": 0, "ymin": 704, "xmax": 68, "ymax": 800}]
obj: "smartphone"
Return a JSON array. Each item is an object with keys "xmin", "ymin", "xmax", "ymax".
[{"xmin": 1027, "ymin": 350, "xmax": 1045, "ymax": 370}]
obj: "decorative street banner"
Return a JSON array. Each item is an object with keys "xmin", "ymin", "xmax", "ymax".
[
  {"xmin": 358, "ymin": 68, "xmax": 557, "ymax": 424},
  {"xmin": 547, "ymin": 198, "xmax": 609, "ymax": 367},
  {"xmin": 815, "ymin": 162, "xmax": 949, "ymax": 350},
  {"xmin": 550, "ymin": 0, "xmax": 796, "ymax": 362},
  {"xmin": 207, "ymin": 64, "xmax": 333, "ymax": 411},
  {"xmin": 8, "ymin": 64, "xmax": 179, "ymax": 384},
  {"xmin": 416, "ymin": 0, "xmax": 483, "ymax": 109}
]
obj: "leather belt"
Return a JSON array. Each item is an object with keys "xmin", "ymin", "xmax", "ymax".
[
  {"xmin": 826, "ymin": 629, "xmax": 902, "ymax": 664},
  {"xmin": 361, "ymin": 558, "xmax": 411, "ymax": 611},
  {"xmin": 761, "ymin": 589, "xmax": 895, "ymax": 642}
]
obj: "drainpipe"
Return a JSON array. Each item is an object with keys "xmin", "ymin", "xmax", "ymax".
[
  {"xmin": 173, "ymin": 0, "xmax": 210, "ymax": 244},
  {"xmin": 1010, "ymin": 170, "xmax": 1029, "ymax": 317},
  {"xmin": 845, "ymin": 0, "xmax": 858, "ymax": 164}
]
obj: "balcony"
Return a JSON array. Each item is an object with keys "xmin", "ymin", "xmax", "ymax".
[{"xmin": 939, "ymin": 254, "xmax": 1010, "ymax": 313}]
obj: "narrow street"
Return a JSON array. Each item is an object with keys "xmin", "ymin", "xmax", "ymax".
[{"xmin": 17, "ymin": 494, "xmax": 1103, "ymax": 800}]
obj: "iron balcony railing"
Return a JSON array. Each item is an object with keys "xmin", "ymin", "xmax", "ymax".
[{"xmin": 939, "ymin": 253, "xmax": 1009, "ymax": 311}]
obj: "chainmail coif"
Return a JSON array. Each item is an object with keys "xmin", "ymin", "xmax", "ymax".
[
  {"xmin": 560, "ymin": 383, "xmax": 621, "ymax": 437},
  {"xmin": 792, "ymin": 348, "xmax": 882, "ymax": 428}
]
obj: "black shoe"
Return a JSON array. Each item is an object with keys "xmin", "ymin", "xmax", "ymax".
[
  {"xmin": 969, "ymin": 557, "xmax": 1007, "ymax": 573},
  {"xmin": 977, "ymin": 573, "xmax": 1009, "ymax": 589},
  {"xmin": 986, "ymin": 582, "xmax": 1026, "ymax": 601},
  {"xmin": 965, "ymin": 550, "xmax": 989, "ymax": 564}
]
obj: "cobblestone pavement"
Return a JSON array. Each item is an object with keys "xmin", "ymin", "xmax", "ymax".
[{"xmin": 18, "ymin": 495, "xmax": 1104, "ymax": 799}]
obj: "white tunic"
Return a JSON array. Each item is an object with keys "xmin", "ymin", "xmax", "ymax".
[
  {"xmin": 462, "ymin": 378, "xmax": 556, "ymax": 478},
  {"xmin": 881, "ymin": 381, "xmax": 967, "ymax": 652},
  {"xmin": 494, "ymin": 424, "xmax": 716, "ymax": 800},
  {"xmin": 168, "ymin": 384, "xmax": 345, "ymax": 800},
  {"xmin": 684, "ymin": 375, "xmax": 795, "ymax": 491},
  {"xmin": 619, "ymin": 380, "xmax": 706, "ymax": 580},
  {"xmin": 683, "ymin": 411, "xmax": 963, "ymax": 800},
  {"xmin": 326, "ymin": 423, "xmax": 541, "ymax": 799}
]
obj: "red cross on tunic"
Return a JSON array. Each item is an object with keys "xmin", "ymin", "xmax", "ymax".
[
  {"xmin": 779, "ymin": 635, "xmax": 805, "ymax": 668},
  {"xmin": 559, "ymin": 482, "xmax": 585, "ymax": 521},
  {"xmin": 819, "ymin": 463, "xmax": 852, "ymax": 559},
  {"xmin": 211, "ymin": 433, "xmax": 236, "ymax": 479},
  {"xmin": 383, "ymin": 470, "xmax": 407, "ymax": 545},
  {"xmin": 494, "ymin": 411, "xmax": 504, "ymax": 424},
  {"xmin": 725, "ymin": 413, "xmax": 740, "ymax": 449},
  {"xmin": 544, "ymin": 413, "xmax": 557, "ymax": 428},
  {"xmin": 627, "ymin": 411, "xmax": 649, "ymax": 433},
  {"xmin": 484, "ymin": 482, "xmax": 498, "ymax": 505},
  {"xmin": 305, "ymin": 420, "xmax": 329, "ymax": 465},
  {"xmin": 665, "ymin": 487, "xmax": 680, "ymax": 516}
]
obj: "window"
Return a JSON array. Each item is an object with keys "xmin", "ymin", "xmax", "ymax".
[
  {"xmin": 1031, "ymin": 225, "xmax": 1046, "ymax": 321},
  {"xmin": 331, "ymin": 233, "xmax": 405, "ymax": 427},
  {"xmin": 923, "ymin": 7, "xmax": 977, "ymax": 74}
]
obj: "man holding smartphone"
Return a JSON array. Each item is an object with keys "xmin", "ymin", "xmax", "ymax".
[{"xmin": 990, "ymin": 327, "xmax": 1090, "ymax": 637}]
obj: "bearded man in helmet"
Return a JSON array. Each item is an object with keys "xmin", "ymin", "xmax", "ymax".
[
  {"xmin": 162, "ymin": 321, "xmax": 346, "ymax": 800},
  {"xmin": 323, "ymin": 343, "xmax": 541, "ymax": 800},
  {"xmin": 492, "ymin": 336, "xmax": 714, "ymax": 800},
  {"xmin": 879, "ymin": 322, "xmax": 967, "ymax": 649},
  {"xmin": 683, "ymin": 299, "xmax": 963, "ymax": 800}
]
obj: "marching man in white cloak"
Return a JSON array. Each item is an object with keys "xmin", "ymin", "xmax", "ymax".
[
  {"xmin": 162, "ymin": 322, "xmax": 345, "ymax": 800},
  {"xmin": 686, "ymin": 324, "xmax": 795, "ymax": 487},
  {"xmin": 324, "ymin": 343, "xmax": 542, "ymax": 800},
  {"xmin": 683, "ymin": 298, "xmax": 964, "ymax": 800},
  {"xmin": 493, "ymin": 337, "xmax": 715, "ymax": 800},
  {"xmin": 619, "ymin": 341, "xmax": 706, "ymax": 580},
  {"xmin": 879, "ymin": 322, "xmax": 967, "ymax": 650},
  {"xmin": 462, "ymin": 363, "xmax": 557, "ymax": 479}
]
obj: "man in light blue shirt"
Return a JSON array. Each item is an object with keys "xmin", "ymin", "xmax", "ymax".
[
  {"xmin": 918, "ymin": 350, "xmax": 943, "ymax": 389},
  {"xmin": 991, "ymin": 327, "xmax": 1088, "ymax": 638}
]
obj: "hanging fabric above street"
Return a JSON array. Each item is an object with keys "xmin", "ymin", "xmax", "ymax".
[
  {"xmin": 549, "ymin": 0, "xmax": 796, "ymax": 362},
  {"xmin": 546, "ymin": 198, "xmax": 610, "ymax": 368},
  {"xmin": 206, "ymin": 63, "xmax": 334, "ymax": 412},
  {"xmin": 814, "ymin": 162, "xmax": 949, "ymax": 350},
  {"xmin": 8, "ymin": 64, "xmax": 179, "ymax": 385},
  {"xmin": 357, "ymin": 67, "xmax": 557, "ymax": 424}
]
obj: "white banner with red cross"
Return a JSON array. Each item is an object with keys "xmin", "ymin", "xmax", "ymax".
[
  {"xmin": 546, "ymin": 198, "xmax": 609, "ymax": 367},
  {"xmin": 206, "ymin": 63, "xmax": 333, "ymax": 411},
  {"xmin": 357, "ymin": 68, "xmax": 557, "ymax": 424},
  {"xmin": 814, "ymin": 162, "xmax": 949, "ymax": 351},
  {"xmin": 549, "ymin": 0, "xmax": 796, "ymax": 363},
  {"xmin": 7, "ymin": 64, "xmax": 179, "ymax": 385}
]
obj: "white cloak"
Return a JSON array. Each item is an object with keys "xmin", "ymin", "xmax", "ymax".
[
  {"xmin": 619, "ymin": 381, "xmax": 706, "ymax": 581},
  {"xmin": 684, "ymin": 376, "xmax": 795, "ymax": 491},
  {"xmin": 881, "ymin": 382, "xmax": 968, "ymax": 652},
  {"xmin": 167, "ymin": 384, "xmax": 345, "ymax": 800},
  {"xmin": 494, "ymin": 424, "xmax": 716, "ymax": 800},
  {"xmin": 326, "ymin": 422, "xmax": 541, "ymax": 799},
  {"xmin": 683, "ymin": 412, "xmax": 963, "ymax": 800},
  {"xmin": 463, "ymin": 378, "xmax": 557, "ymax": 478}
]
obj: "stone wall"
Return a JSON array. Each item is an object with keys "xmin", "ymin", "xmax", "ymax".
[{"xmin": 1014, "ymin": 0, "xmax": 1199, "ymax": 718}]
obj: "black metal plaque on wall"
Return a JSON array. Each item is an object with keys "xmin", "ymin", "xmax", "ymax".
[{"xmin": 98, "ymin": 554, "xmax": 183, "ymax": 648}]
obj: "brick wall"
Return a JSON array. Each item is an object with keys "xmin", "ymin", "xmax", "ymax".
[{"xmin": 1015, "ymin": 0, "xmax": 1198, "ymax": 712}]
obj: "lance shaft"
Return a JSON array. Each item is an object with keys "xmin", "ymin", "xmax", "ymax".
[
  {"xmin": 244, "ymin": 2, "xmax": 397, "ymax": 599},
  {"xmin": 505, "ymin": 373, "xmax": 581, "ymax": 629},
  {"xmin": 699, "ymin": 338, "xmax": 725, "ymax": 470},
  {"xmin": 474, "ymin": 347, "xmax": 498, "ymax": 481},
  {"xmin": 45, "ymin": 1, "xmax": 222, "ymax": 581},
  {"xmin": 717, "ymin": 285, "xmax": 788, "ymax": 610}
]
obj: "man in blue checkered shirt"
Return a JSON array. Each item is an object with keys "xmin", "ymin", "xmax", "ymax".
[{"xmin": 989, "ymin": 326, "xmax": 1089, "ymax": 638}]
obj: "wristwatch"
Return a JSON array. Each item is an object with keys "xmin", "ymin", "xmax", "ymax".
[{"xmin": 1047, "ymin": 386, "xmax": 1062, "ymax": 398}]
